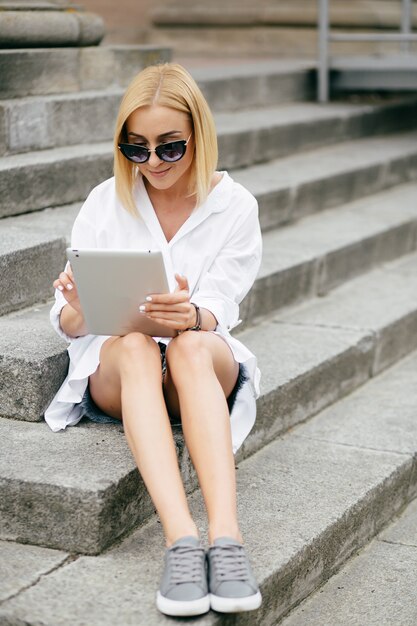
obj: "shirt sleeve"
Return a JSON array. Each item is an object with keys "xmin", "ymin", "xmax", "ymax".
[
  {"xmin": 192, "ymin": 201, "xmax": 262, "ymax": 332},
  {"xmin": 49, "ymin": 209, "xmax": 97, "ymax": 343}
]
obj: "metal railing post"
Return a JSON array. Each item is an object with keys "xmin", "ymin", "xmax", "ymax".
[
  {"xmin": 318, "ymin": 0, "xmax": 329, "ymax": 102},
  {"xmin": 401, "ymin": 0, "xmax": 412, "ymax": 53}
]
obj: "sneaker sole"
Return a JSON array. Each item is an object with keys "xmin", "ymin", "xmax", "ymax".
[
  {"xmin": 156, "ymin": 592, "xmax": 210, "ymax": 617},
  {"xmin": 210, "ymin": 590, "xmax": 262, "ymax": 613}
]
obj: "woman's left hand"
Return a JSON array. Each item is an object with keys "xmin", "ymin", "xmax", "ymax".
[{"xmin": 139, "ymin": 273, "xmax": 198, "ymax": 332}]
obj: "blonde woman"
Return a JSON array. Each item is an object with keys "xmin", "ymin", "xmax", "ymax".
[{"xmin": 46, "ymin": 63, "xmax": 262, "ymax": 617}]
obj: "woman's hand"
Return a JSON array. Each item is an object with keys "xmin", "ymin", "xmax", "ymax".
[
  {"xmin": 53, "ymin": 264, "xmax": 82, "ymax": 313},
  {"xmin": 139, "ymin": 273, "xmax": 198, "ymax": 332}
]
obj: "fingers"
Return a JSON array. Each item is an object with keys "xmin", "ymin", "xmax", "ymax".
[
  {"xmin": 53, "ymin": 271, "xmax": 74, "ymax": 293},
  {"xmin": 175, "ymin": 273, "xmax": 189, "ymax": 292},
  {"xmin": 144, "ymin": 290, "xmax": 189, "ymax": 306}
]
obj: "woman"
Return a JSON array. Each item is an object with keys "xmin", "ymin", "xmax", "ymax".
[{"xmin": 45, "ymin": 63, "xmax": 262, "ymax": 617}]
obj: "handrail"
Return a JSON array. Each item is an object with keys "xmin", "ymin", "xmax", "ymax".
[{"xmin": 318, "ymin": 0, "xmax": 415, "ymax": 102}]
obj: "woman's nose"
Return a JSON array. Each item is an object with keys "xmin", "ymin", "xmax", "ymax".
[{"xmin": 148, "ymin": 150, "xmax": 163, "ymax": 167}]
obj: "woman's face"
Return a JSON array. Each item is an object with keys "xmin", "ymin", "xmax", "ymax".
[{"xmin": 125, "ymin": 105, "xmax": 194, "ymax": 194}]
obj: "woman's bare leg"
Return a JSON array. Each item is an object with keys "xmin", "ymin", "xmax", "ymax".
[
  {"xmin": 164, "ymin": 331, "xmax": 242, "ymax": 544},
  {"xmin": 89, "ymin": 332, "xmax": 198, "ymax": 546}
]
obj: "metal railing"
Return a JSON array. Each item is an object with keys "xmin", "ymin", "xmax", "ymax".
[{"xmin": 318, "ymin": 0, "xmax": 417, "ymax": 101}]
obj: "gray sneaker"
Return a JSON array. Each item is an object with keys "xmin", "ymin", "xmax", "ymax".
[
  {"xmin": 156, "ymin": 536, "xmax": 210, "ymax": 617},
  {"xmin": 207, "ymin": 537, "xmax": 262, "ymax": 613}
]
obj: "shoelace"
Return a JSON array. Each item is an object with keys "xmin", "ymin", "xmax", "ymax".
[
  {"xmin": 168, "ymin": 544, "xmax": 205, "ymax": 585},
  {"xmin": 210, "ymin": 544, "xmax": 249, "ymax": 582}
]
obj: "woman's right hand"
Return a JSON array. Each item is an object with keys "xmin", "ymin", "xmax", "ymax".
[{"xmin": 53, "ymin": 264, "xmax": 82, "ymax": 312}]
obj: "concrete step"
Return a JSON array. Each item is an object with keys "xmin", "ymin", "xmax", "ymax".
[
  {"xmin": 237, "ymin": 132, "xmax": 417, "ymax": 231},
  {"xmin": 0, "ymin": 61, "xmax": 317, "ymax": 156},
  {"xmin": 0, "ymin": 250, "xmax": 416, "ymax": 553},
  {"xmin": 2, "ymin": 116, "xmax": 417, "ymax": 218},
  {"xmin": 0, "ymin": 45, "xmax": 171, "ymax": 99},
  {"xmin": 2, "ymin": 179, "xmax": 416, "ymax": 324},
  {"xmin": 1, "ymin": 346, "xmax": 416, "ymax": 623},
  {"xmin": 280, "ymin": 498, "xmax": 417, "ymax": 625}
]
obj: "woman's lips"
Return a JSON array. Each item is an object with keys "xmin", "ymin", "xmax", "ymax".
[{"xmin": 148, "ymin": 167, "xmax": 171, "ymax": 178}]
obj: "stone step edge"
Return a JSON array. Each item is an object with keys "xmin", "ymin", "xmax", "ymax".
[
  {"xmin": 1, "ymin": 251, "xmax": 417, "ymax": 554},
  {"xmin": 2, "ymin": 88, "xmax": 416, "ymax": 157},
  {"xmin": 0, "ymin": 46, "xmax": 172, "ymax": 100},
  {"xmin": 2, "ymin": 127, "xmax": 417, "ymax": 222}
]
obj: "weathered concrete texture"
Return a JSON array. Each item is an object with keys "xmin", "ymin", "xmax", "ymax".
[
  {"xmin": 0, "ymin": 417, "xmax": 193, "ymax": 554},
  {"xmin": 281, "ymin": 497, "xmax": 417, "ymax": 626},
  {"xmin": 5, "ymin": 94, "xmax": 416, "ymax": 158},
  {"xmin": 239, "ymin": 320, "xmax": 375, "ymax": 458},
  {"xmin": 278, "ymin": 251, "xmax": 417, "ymax": 375},
  {"xmin": 234, "ymin": 132, "xmax": 417, "ymax": 231},
  {"xmin": 0, "ymin": 45, "xmax": 171, "ymax": 98},
  {"xmin": 0, "ymin": 540, "xmax": 68, "ymax": 604},
  {"xmin": 216, "ymin": 98, "xmax": 417, "ymax": 170},
  {"xmin": 290, "ymin": 351, "xmax": 417, "ymax": 474},
  {"xmin": 242, "ymin": 182, "xmax": 417, "ymax": 321},
  {"xmin": 0, "ymin": 413, "xmax": 415, "ymax": 625},
  {"xmin": 0, "ymin": 142, "xmax": 113, "ymax": 218},
  {"xmin": 192, "ymin": 59, "xmax": 315, "ymax": 110},
  {"xmin": 2, "ymin": 90, "xmax": 122, "ymax": 155},
  {"xmin": 0, "ymin": 11, "xmax": 105, "ymax": 48},
  {"xmin": 0, "ymin": 305, "xmax": 69, "ymax": 420},
  {"xmin": 380, "ymin": 497, "xmax": 417, "ymax": 546},
  {"xmin": 0, "ymin": 203, "xmax": 79, "ymax": 314}
]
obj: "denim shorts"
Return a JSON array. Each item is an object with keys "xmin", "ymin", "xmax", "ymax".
[{"xmin": 80, "ymin": 341, "xmax": 247, "ymax": 426}]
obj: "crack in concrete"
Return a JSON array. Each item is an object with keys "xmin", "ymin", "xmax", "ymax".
[
  {"xmin": 272, "ymin": 318, "xmax": 375, "ymax": 334},
  {"xmin": 292, "ymin": 433, "xmax": 412, "ymax": 458},
  {"xmin": 0, "ymin": 554, "xmax": 79, "ymax": 606},
  {"xmin": 378, "ymin": 538, "xmax": 417, "ymax": 550}
]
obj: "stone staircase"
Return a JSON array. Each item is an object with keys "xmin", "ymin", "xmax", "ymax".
[{"xmin": 1, "ymin": 57, "xmax": 417, "ymax": 624}]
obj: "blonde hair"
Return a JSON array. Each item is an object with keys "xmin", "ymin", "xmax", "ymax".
[{"xmin": 113, "ymin": 63, "xmax": 218, "ymax": 217}]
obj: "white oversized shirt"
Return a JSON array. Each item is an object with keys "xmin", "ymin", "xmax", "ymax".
[{"xmin": 45, "ymin": 171, "xmax": 262, "ymax": 453}]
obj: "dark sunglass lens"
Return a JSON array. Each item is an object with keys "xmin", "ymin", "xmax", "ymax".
[
  {"xmin": 120, "ymin": 144, "xmax": 149, "ymax": 163},
  {"xmin": 157, "ymin": 141, "xmax": 186, "ymax": 162}
]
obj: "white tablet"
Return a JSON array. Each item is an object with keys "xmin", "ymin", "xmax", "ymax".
[{"xmin": 66, "ymin": 248, "xmax": 176, "ymax": 337}]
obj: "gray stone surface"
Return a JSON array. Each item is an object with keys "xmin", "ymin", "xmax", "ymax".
[
  {"xmin": 0, "ymin": 415, "xmax": 191, "ymax": 554},
  {"xmin": 281, "ymin": 496, "xmax": 417, "ymax": 626},
  {"xmin": 239, "ymin": 320, "xmax": 375, "ymax": 457},
  {"xmin": 0, "ymin": 541, "xmax": 68, "ymax": 603},
  {"xmin": 4, "ymin": 94, "xmax": 416, "ymax": 158},
  {"xmin": 0, "ymin": 305, "xmax": 69, "ymax": 420},
  {"xmin": 277, "ymin": 250, "xmax": 417, "ymax": 373},
  {"xmin": 0, "ymin": 204, "xmax": 78, "ymax": 315},
  {"xmin": 216, "ymin": 98, "xmax": 417, "ymax": 170},
  {"xmin": 0, "ymin": 401, "xmax": 415, "ymax": 624},
  {"xmin": 380, "ymin": 497, "xmax": 417, "ymax": 546},
  {"xmin": 0, "ymin": 11, "xmax": 105, "ymax": 48},
  {"xmin": 290, "ymin": 351, "xmax": 417, "ymax": 476},
  {"xmin": 234, "ymin": 132, "xmax": 417, "ymax": 231},
  {"xmin": 0, "ymin": 45, "xmax": 171, "ymax": 99},
  {"xmin": 0, "ymin": 142, "xmax": 113, "ymax": 218},
  {"xmin": 243, "ymin": 182, "xmax": 417, "ymax": 320}
]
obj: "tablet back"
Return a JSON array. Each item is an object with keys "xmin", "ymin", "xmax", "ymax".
[{"xmin": 66, "ymin": 248, "xmax": 176, "ymax": 337}]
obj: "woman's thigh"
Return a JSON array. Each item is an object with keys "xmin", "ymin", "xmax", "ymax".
[
  {"xmin": 163, "ymin": 331, "xmax": 239, "ymax": 420},
  {"xmin": 88, "ymin": 333, "xmax": 161, "ymax": 420}
]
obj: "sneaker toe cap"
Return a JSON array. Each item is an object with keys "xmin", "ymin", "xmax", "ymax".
[
  {"xmin": 215, "ymin": 581, "xmax": 257, "ymax": 598},
  {"xmin": 165, "ymin": 583, "xmax": 207, "ymax": 601}
]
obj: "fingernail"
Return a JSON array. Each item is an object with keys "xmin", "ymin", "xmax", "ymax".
[
  {"xmin": 145, "ymin": 296, "xmax": 152, "ymax": 302},
  {"xmin": 139, "ymin": 305, "xmax": 146, "ymax": 312},
  {"xmin": 66, "ymin": 284, "xmax": 73, "ymax": 290},
  {"xmin": 57, "ymin": 285, "xmax": 64, "ymax": 291}
]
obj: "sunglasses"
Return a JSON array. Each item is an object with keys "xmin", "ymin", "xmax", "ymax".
[{"xmin": 118, "ymin": 132, "xmax": 193, "ymax": 164}]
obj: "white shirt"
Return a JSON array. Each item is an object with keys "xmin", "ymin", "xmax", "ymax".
[{"xmin": 45, "ymin": 171, "xmax": 262, "ymax": 453}]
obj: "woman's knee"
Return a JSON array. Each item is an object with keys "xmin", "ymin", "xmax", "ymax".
[
  {"xmin": 117, "ymin": 332, "xmax": 160, "ymax": 368},
  {"xmin": 166, "ymin": 332, "xmax": 212, "ymax": 375}
]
